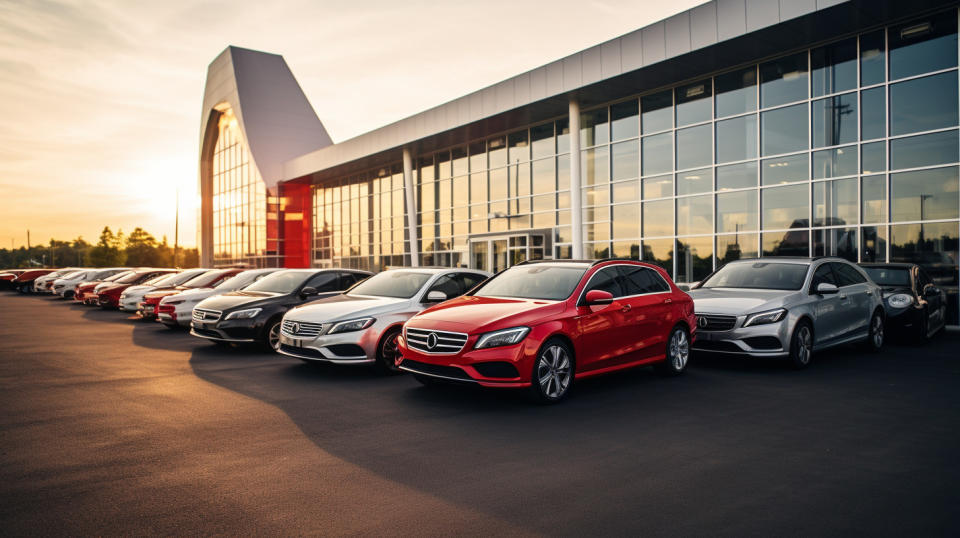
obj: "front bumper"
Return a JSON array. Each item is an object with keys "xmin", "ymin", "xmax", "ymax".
[
  {"xmin": 189, "ymin": 318, "xmax": 260, "ymax": 343},
  {"xmin": 119, "ymin": 298, "xmax": 141, "ymax": 312},
  {"xmin": 691, "ymin": 314, "xmax": 791, "ymax": 358},
  {"xmin": 397, "ymin": 335, "xmax": 533, "ymax": 388},
  {"xmin": 276, "ymin": 327, "xmax": 378, "ymax": 365}
]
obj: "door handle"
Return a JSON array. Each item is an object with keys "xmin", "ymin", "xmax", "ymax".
[
  {"xmin": 663, "ymin": 298, "xmax": 672, "ymax": 304},
  {"xmin": 621, "ymin": 304, "xmax": 632, "ymax": 312},
  {"xmin": 839, "ymin": 294, "xmax": 847, "ymax": 300}
]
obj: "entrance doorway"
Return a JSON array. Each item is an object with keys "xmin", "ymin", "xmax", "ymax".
[{"xmin": 469, "ymin": 233, "xmax": 547, "ymax": 273}]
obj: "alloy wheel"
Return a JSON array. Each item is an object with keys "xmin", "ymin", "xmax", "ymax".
[
  {"xmin": 670, "ymin": 329, "xmax": 689, "ymax": 370},
  {"xmin": 268, "ymin": 322, "xmax": 281, "ymax": 350},
  {"xmin": 871, "ymin": 314, "xmax": 884, "ymax": 348},
  {"xmin": 795, "ymin": 325, "xmax": 812, "ymax": 365},
  {"xmin": 537, "ymin": 345, "xmax": 572, "ymax": 400},
  {"xmin": 379, "ymin": 331, "xmax": 401, "ymax": 372}
]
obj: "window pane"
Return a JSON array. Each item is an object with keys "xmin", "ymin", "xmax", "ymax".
[
  {"xmin": 611, "ymin": 100, "xmax": 639, "ymax": 141},
  {"xmin": 581, "ymin": 108, "xmax": 609, "ymax": 147},
  {"xmin": 761, "ymin": 104, "xmax": 808, "ymax": 156},
  {"xmin": 862, "ymin": 142, "xmax": 886, "ymax": 174},
  {"xmin": 611, "ymin": 140, "xmax": 639, "ymax": 181},
  {"xmin": 641, "ymin": 238, "xmax": 674, "ymax": 276},
  {"xmin": 813, "ymin": 177, "xmax": 858, "ymax": 226},
  {"xmin": 469, "ymin": 141, "xmax": 486, "ymax": 172},
  {"xmin": 813, "ymin": 146, "xmax": 857, "ymax": 179},
  {"xmin": 891, "ymin": 221, "xmax": 959, "ymax": 325},
  {"xmin": 676, "ymin": 79, "xmax": 712, "ymax": 126},
  {"xmin": 813, "ymin": 228, "xmax": 858, "ymax": 261},
  {"xmin": 716, "ymin": 114, "xmax": 758, "ymax": 163},
  {"xmin": 763, "ymin": 230, "xmax": 810, "ymax": 257},
  {"xmin": 762, "ymin": 183, "xmax": 809, "ymax": 230},
  {"xmin": 718, "ymin": 233, "xmax": 759, "ymax": 263},
  {"xmin": 488, "ymin": 136, "xmax": 507, "ymax": 168},
  {"xmin": 860, "ymin": 87, "xmax": 886, "ymax": 141},
  {"xmin": 531, "ymin": 157, "xmax": 555, "ymax": 193},
  {"xmin": 812, "ymin": 93, "xmax": 857, "ymax": 148},
  {"xmin": 890, "ymin": 72, "xmax": 959, "ymax": 136},
  {"xmin": 676, "ymin": 124, "xmax": 711, "ymax": 170},
  {"xmin": 760, "ymin": 52, "xmax": 808, "ymax": 108},
  {"xmin": 861, "ymin": 226, "xmax": 887, "ymax": 262},
  {"xmin": 557, "ymin": 154, "xmax": 570, "ymax": 190},
  {"xmin": 642, "ymin": 174, "xmax": 673, "ymax": 199},
  {"xmin": 676, "ymin": 237, "xmax": 714, "ymax": 283},
  {"xmin": 613, "ymin": 179, "xmax": 639, "ymax": 202},
  {"xmin": 508, "ymin": 130, "xmax": 529, "ymax": 163},
  {"xmin": 717, "ymin": 161, "xmax": 758, "ymax": 191},
  {"xmin": 489, "ymin": 168, "xmax": 508, "ymax": 200},
  {"xmin": 860, "ymin": 30, "xmax": 886, "ymax": 86},
  {"xmin": 862, "ymin": 174, "xmax": 887, "ymax": 224},
  {"xmin": 612, "ymin": 241, "xmax": 640, "ymax": 258},
  {"xmin": 890, "ymin": 130, "xmax": 959, "ymax": 170},
  {"xmin": 556, "ymin": 118, "xmax": 570, "ymax": 154},
  {"xmin": 530, "ymin": 123, "xmax": 554, "ymax": 159},
  {"xmin": 641, "ymin": 90, "xmax": 672, "ymax": 134},
  {"xmin": 889, "ymin": 14, "xmax": 958, "ymax": 80},
  {"xmin": 762, "ymin": 153, "xmax": 808, "ymax": 185},
  {"xmin": 717, "ymin": 190, "xmax": 758, "ymax": 232},
  {"xmin": 612, "ymin": 203, "xmax": 639, "ymax": 239},
  {"xmin": 676, "ymin": 168, "xmax": 712, "ymax": 196},
  {"xmin": 891, "ymin": 166, "xmax": 960, "ymax": 221},
  {"xmin": 677, "ymin": 194, "xmax": 713, "ymax": 235},
  {"xmin": 643, "ymin": 199, "xmax": 674, "ymax": 237},
  {"xmin": 581, "ymin": 146, "xmax": 609, "ymax": 186},
  {"xmin": 811, "ymin": 38, "xmax": 857, "ymax": 97},
  {"xmin": 642, "ymin": 133, "xmax": 673, "ymax": 175},
  {"xmin": 715, "ymin": 67, "xmax": 757, "ymax": 118}
]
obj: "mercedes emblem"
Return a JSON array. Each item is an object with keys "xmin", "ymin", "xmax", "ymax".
[
  {"xmin": 426, "ymin": 332, "xmax": 439, "ymax": 350},
  {"xmin": 697, "ymin": 316, "xmax": 708, "ymax": 329},
  {"xmin": 291, "ymin": 322, "xmax": 300, "ymax": 334}
]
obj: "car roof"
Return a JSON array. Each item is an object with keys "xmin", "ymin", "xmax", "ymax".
[{"xmin": 859, "ymin": 262, "xmax": 916, "ymax": 268}]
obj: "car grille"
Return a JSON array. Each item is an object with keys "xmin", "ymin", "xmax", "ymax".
[
  {"xmin": 696, "ymin": 314, "xmax": 738, "ymax": 331},
  {"xmin": 404, "ymin": 328, "xmax": 469, "ymax": 354},
  {"xmin": 193, "ymin": 308, "xmax": 222, "ymax": 322},
  {"xmin": 399, "ymin": 359, "xmax": 474, "ymax": 381},
  {"xmin": 281, "ymin": 320, "xmax": 324, "ymax": 338}
]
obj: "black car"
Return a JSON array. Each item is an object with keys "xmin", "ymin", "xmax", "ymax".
[
  {"xmin": 860, "ymin": 263, "xmax": 948, "ymax": 341},
  {"xmin": 189, "ymin": 268, "xmax": 372, "ymax": 350}
]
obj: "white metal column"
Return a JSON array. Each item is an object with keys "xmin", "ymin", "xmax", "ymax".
[
  {"xmin": 569, "ymin": 96, "xmax": 584, "ymax": 259},
  {"xmin": 402, "ymin": 147, "xmax": 420, "ymax": 267}
]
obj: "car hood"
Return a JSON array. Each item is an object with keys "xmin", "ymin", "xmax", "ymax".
[
  {"xmin": 195, "ymin": 290, "xmax": 282, "ymax": 312},
  {"xmin": 880, "ymin": 286, "xmax": 913, "ymax": 298},
  {"xmin": 285, "ymin": 294, "xmax": 409, "ymax": 322},
  {"xmin": 687, "ymin": 288, "xmax": 796, "ymax": 315},
  {"xmin": 162, "ymin": 288, "xmax": 220, "ymax": 304},
  {"xmin": 122, "ymin": 285, "xmax": 156, "ymax": 298},
  {"xmin": 408, "ymin": 295, "xmax": 565, "ymax": 334}
]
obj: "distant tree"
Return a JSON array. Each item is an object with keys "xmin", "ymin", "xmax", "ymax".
[
  {"xmin": 124, "ymin": 227, "xmax": 160, "ymax": 266},
  {"xmin": 85, "ymin": 226, "xmax": 125, "ymax": 267}
]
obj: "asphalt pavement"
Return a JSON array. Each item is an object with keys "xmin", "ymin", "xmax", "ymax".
[{"xmin": 1, "ymin": 292, "xmax": 958, "ymax": 536}]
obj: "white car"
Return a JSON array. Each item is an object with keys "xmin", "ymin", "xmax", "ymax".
[
  {"xmin": 158, "ymin": 268, "xmax": 281, "ymax": 327},
  {"xmin": 51, "ymin": 268, "xmax": 126, "ymax": 298},
  {"xmin": 34, "ymin": 267, "xmax": 85, "ymax": 293},
  {"xmin": 277, "ymin": 267, "xmax": 490, "ymax": 372},
  {"xmin": 118, "ymin": 269, "xmax": 208, "ymax": 312}
]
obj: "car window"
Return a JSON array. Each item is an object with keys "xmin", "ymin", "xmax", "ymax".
[
  {"xmin": 619, "ymin": 265, "xmax": 670, "ymax": 295},
  {"xmin": 810, "ymin": 264, "xmax": 837, "ymax": 290},
  {"xmin": 427, "ymin": 274, "xmax": 461, "ymax": 299},
  {"xmin": 339, "ymin": 272, "xmax": 366, "ymax": 288},
  {"xmin": 305, "ymin": 272, "xmax": 340, "ymax": 292},
  {"xmin": 832, "ymin": 263, "xmax": 866, "ymax": 287},
  {"xmin": 584, "ymin": 267, "xmax": 624, "ymax": 298},
  {"xmin": 458, "ymin": 273, "xmax": 485, "ymax": 293}
]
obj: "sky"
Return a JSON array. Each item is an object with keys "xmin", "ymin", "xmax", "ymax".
[{"xmin": 0, "ymin": 0, "xmax": 705, "ymax": 249}]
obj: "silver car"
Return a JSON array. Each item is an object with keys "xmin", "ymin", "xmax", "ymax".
[
  {"xmin": 688, "ymin": 257, "xmax": 885, "ymax": 368},
  {"xmin": 277, "ymin": 268, "xmax": 490, "ymax": 372}
]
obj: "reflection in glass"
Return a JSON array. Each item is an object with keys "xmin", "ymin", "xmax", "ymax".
[
  {"xmin": 763, "ymin": 230, "xmax": 809, "ymax": 257},
  {"xmin": 581, "ymin": 108, "xmax": 609, "ymax": 147},
  {"xmin": 890, "ymin": 72, "xmax": 959, "ymax": 136},
  {"xmin": 760, "ymin": 52, "xmax": 808, "ymax": 108},
  {"xmin": 811, "ymin": 38, "xmax": 857, "ymax": 97},
  {"xmin": 642, "ymin": 238, "xmax": 674, "ymax": 276},
  {"xmin": 860, "ymin": 30, "xmax": 886, "ymax": 86},
  {"xmin": 676, "ymin": 168, "xmax": 712, "ymax": 196},
  {"xmin": 715, "ymin": 67, "xmax": 757, "ymax": 118},
  {"xmin": 581, "ymin": 147, "xmax": 610, "ymax": 186},
  {"xmin": 813, "ymin": 146, "xmax": 857, "ymax": 179},
  {"xmin": 891, "ymin": 167, "xmax": 960, "ymax": 221},
  {"xmin": 612, "ymin": 203, "xmax": 640, "ymax": 239},
  {"xmin": 676, "ymin": 195, "xmax": 712, "ymax": 236},
  {"xmin": 891, "ymin": 221, "xmax": 959, "ymax": 324},
  {"xmin": 813, "ymin": 177, "xmax": 858, "ymax": 226},
  {"xmin": 643, "ymin": 199, "xmax": 674, "ymax": 237},
  {"xmin": 717, "ymin": 233, "xmax": 759, "ymax": 264},
  {"xmin": 531, "ymin": 158, "xmax": 555, "ymax": 193},
  {"xmin": 762, "ymin": 184, "xmax": 809, "ymax": 230},
  {"xmin": 641, "ymin": 90, "xmax": 673, "ymax": 134},
  {"xmin": 862, "ymin": 174, "xmax": 887, "ymax": 224},
  {"xmin": 862, "ymin": 142, "xmax": 886, "ymax": 174},
  {"xmin": 611, "ymin": 100, "xmax": 639, "ymax": 141},
  {"xmin": 611, "ymin": 140, "xmax": 639, "ymax": 181},
  {"xmin": 508, "ymin": 130, "xmax": 529, "ymax": 163},
  {"xmin": 612, "ymin": 241, "xmax": 640, "ymax": 258},
  {"xmin": 860, "ymin": 87, "xmax": 886, "ymax": 141},
  {"xmin": 676, "ymin": 79, "xmax": 712, "ymax": 126},
  {"xmin": 613, "ymin": 179, "xmax": 639, "ymax": 202},
  {"xmin": 642, "ymin": 133, "xmax": 673, "ymax": 176},
  {"xmin": 813, "ymin": 227, "xmax": 858, "ymax": 261},
  {"xmin": 676, "ymin": 237, "xmax": 713, "ymax": 283},
  {"xmin": 469, "ymin": 141, "xmax": 486, "ymax": 172},
  {"xmin": 717, "ymin": 190, "xmax": 758, "ymax": 232},
  {"xmin": 556, "ymin": 118, "xmax": 570, "ymax": 154},
  {"xmin": 889, "ymin": 14, "xmax": 958, "ymax": 81},
  {"xmin": 812, "ymin": 93, "xmax": 857, "ymax": 148},
  {"xmin": 717, "ymin": 161, "xmax": 758, "ymax": 191},
  {"xmin": 676, "ymin": 124, "xmax": 711, "ymax": 170},
  {"xmin": 716, "ymin": 114, "xmax": 757, "ymax": 163},
  {"xmin": 530, "ymin": 123, "xmax": 554, "ymax": 159},
  {"xmin": 861, "ymin": 226, "xmax": 887, "ymax": 262},
  {"xmin": 761, "ymin": 104, "xmax": 808, "ymax": 156},
  {"xmin": 489, "ymin": 168, "xmax": 508, "ymax": 201},
  {"xmin": 761, "ymin": 153, "xmax": 808, "ymax": 185},
  {"xmin": 488, "ymin": 136, "xmax": 507, "ymax": 168},
  {"xmin": 890, "ymin": 130, "xmax": 959, "ymax": 170},
  {"xmin": 642, "ymin": 174, "xmax": 673, "ymax": 199}
]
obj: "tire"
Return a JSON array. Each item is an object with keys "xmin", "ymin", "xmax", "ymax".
[
  {"xmin": 863, "ymin": 310, "xmax": 884, "ymax": 352},
  {"xmin": 413, "ymin": 373, "xmax": 442, "ymax": 387},
  {"xmin": 655, "ymin": 325, "xmax": 690, "ymax": 376},
  {"xmin": 528, "ymin": 338, "xmax": 574, "ymax": 404},
  {"xmin": 375, "ymin": 327, "xmax": 403, "ymax": 375},
  {"xmin": 789, "ymin": 320, "xmax": 814, "ymax": 369},
  {"xmin": 915, "ymin": 309, "xmax": 930, "ymax": 343},
  {"xmin": 261, "ymin": 318, "xmax": 282, "ymax": 352}
]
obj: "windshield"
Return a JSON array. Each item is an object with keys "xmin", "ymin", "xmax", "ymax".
[
  {"xmin": 700, "ymin": 262, "xmax": 808, "ymax": 290},
  {"xmin": 215, "ymin": 270, "xmax": 275, "ymax": 290},
  {"xmin": 347, "ymin": 271, "xmax": 432, "ymax": 299},
  {"xmin": 103, "ymin": 271, "xmax": 131, "ymax": 282},
  {"xmin": 474, "ymin": 265, "xmax": 588, "ymax": 300},
  {"xmin": 116, "ymin": 272, "xmax": 149, "ymax": 284},
  {"xmin": 862, "ymin": 267, "xmax": 911, "ymax": 287},
  {"xmin": 243, "ymin": 270, "xmax": 312, "ymax": 294},
  {"xmin": 183, "ymin": 270, "xmax": 228, "ymax": 288},
  {"xmin": 60, "ymin": 271, "xmax": 84, "ymax": 279}
]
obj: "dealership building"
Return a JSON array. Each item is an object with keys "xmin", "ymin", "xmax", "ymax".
[{"xmin": 198, "ymin": 0, "xmax": 960, "ymax": 324}]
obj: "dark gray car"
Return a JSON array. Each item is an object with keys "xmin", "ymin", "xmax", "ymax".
[{"xmin": 688, "ymin": 257, "xmax": 885, "ymax": 368}]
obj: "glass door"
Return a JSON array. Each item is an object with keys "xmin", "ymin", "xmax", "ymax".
[
  {"xmin": 469, "ymin": 232, "xmax": 547, "ymax": 272},
  {"xmin": 492, "ymin": 239, "xmax": 509, "ymax": 273}
]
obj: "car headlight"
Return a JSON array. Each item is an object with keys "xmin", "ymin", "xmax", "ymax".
[
  {"xmin": 224, "ymin": 308, "xmax": 262, "ymax": 320},
  {"xmin": 743, "ymin": 308, "xmax": 787, "ymax": 327},
  {"xmin": 328, "ymin": 317, "xmax": 375, "ymax": 334},
  {"xmin": 474, "ymin": 327, "xmax": 530, "ymax": 349},
  {"xmin": 165, "ymin": 300, "xmax": 184, "ymax": 305},
  {"xmin": 886, "ymin": 293, "xmax": 914, "ymax": 309}
]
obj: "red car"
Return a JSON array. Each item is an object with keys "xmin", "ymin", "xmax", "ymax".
[
  {"xmin": 0, "ymin": 270, "xmax": 25, "ymax": 290},
  {"xmin": 75, "ymin": 271, "xmax": 133, "ymax": 304},
  {"xmin": 397, "ymin": 260, "xmax": 696, "ymax": 403},
  {"xmin": 10, "ymin": 269, "xmax": 56, "ymax": 293},
  {"xmin": 141, "ymin": 268, "xmax": 243, "ymax": 321},
  {"xmin": 94, "ymin": 269, "xmax": 175, "ymax": 308}
]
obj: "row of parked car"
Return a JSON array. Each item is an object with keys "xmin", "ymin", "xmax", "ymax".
[{"xmin": 2, "ymin": 256, "xmax": 948, "ymax": 402}]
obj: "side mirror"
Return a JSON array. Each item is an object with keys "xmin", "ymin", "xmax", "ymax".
[
  {"xmin": 425, "ymin": 290, "xmax": 447, "ymax": 302},
  {"xmin": 584, "ymin": 289, "xmax": 614, "ymax": 305},
  {"xmin": 816, "ymin": 282, "xmax": 839, "ymax": 295},
  {"xmin": 924, "ymin": 285, "xmax": 941, "ymax": 297},
  {"xmin": 300, "ymin": 286, "xmax": 319, "ymax": 297}
]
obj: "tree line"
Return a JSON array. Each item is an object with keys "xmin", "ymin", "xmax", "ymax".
[{"xmin": 0, "ymin": 227, "xmax": 199, "ymax": 269}]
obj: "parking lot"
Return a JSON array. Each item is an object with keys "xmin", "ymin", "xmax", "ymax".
[{"xmin": 0, "ymin": 293, "xmax": 958, "ymax": 536}]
